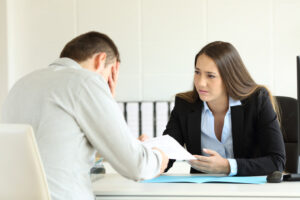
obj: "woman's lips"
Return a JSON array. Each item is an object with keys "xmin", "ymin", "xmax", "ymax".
[{"xmin": 198, "ymin": 90, "xmax": 208, "ymax": 94}]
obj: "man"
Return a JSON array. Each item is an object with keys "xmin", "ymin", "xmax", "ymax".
[{"xmin": 1, "ymin": 31, "xmax": 169, "ymax": 200}]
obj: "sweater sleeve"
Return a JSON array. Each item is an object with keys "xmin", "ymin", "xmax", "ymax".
[{"xmin": 74, "ymin": 76, "xmax": 162, "ymax": 180}]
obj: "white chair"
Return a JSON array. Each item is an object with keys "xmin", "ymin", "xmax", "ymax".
[{"xmin": 0, "ymin": 124, "xmax": 51, "ymax": 200}]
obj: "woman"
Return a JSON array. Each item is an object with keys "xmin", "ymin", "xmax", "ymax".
[{"xmin": 163, "ymin": 41, "xmax": 286, "ymax": 176}]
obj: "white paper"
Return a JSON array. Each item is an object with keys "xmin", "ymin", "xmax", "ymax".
[{"xmin": 142, "ymin": 135, "xmax": 196, "ymax": 160}]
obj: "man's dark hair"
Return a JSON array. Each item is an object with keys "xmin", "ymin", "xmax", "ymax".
[{"xmin": 60, "ymin": 31, "xmax": 120, "ymax": 65}]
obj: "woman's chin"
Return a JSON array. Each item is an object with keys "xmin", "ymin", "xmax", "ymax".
[{"xmin": 199, "ymin": 94, "xmax": 210, "ymax": 102}]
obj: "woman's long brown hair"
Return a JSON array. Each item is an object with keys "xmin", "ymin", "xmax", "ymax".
[{"xmin": 177, "ymin": 41, "xmax": 280, "ymax": 121}]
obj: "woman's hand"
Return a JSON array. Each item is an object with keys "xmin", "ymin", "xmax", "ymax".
[{"xmin": 188, "ymin": 148, "xmax": 230, "ymax": 174}]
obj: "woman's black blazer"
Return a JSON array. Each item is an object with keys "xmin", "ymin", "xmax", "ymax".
[{"xmin": 163, "ymin": 88, "xmax": 286, "ymax": 176}]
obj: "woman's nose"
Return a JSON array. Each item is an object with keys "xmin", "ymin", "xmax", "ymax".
[{"xmin": 197, "ymin": 76, "xmax": 206, "ymax": 87}]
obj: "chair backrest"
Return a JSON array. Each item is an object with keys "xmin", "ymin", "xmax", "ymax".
[
  {"xmin": 0, "ymin": 124, "xmax": 51, "ymax": 200},
  {"xmin": 276, "ymin": 96, "xmax": 299, "ymax": 173}
]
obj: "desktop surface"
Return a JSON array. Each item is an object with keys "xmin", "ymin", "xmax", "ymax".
[{"xmin": 92, "ymin": 173, "xmax": 300, "ymax": 200}]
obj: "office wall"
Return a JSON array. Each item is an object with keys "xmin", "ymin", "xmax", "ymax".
[
  {"xmin": 5, "ymin": 0, "xmax": 75, "ymax": 88},
  {"xmin": 0, "ymin": 0, "xmax": 8, "ymax": 115},
  {"xmin": 1, "ymin": 0, "xmax": 300, "ymax": 107}
]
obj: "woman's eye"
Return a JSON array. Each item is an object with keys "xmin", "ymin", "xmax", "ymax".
[
  {"xmin": 208, "ymin": 74, "xmax": 215, "ymax": 79},
  {"xmin": 194, "ymin": 71, "xmax": 200, "ymax": 75}
]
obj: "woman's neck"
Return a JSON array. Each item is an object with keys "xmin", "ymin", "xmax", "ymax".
[{"xmin": 207, "ymin": 95, "xmax": 229, "ymax": 115}]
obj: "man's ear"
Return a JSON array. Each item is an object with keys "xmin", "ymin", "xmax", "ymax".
[{"xmin": 94, "ymin": 52, "xmax": 107, "ymax": 72}]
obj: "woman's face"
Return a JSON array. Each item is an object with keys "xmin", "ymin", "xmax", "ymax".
[{"xmin": 194, "ymin": 54, "xmax": 227, "ymax": 104}]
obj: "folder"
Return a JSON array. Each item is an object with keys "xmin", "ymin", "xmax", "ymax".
[{"xmin": 142, "ymin": 175, "xmax": 267, "ymax": 184}]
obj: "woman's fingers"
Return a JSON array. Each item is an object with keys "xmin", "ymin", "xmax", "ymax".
[
  {"xmin": 203, "ymin": 148, "xmax": 219, "ymax": 156},
  {"xmin": 188, "ymin": 159, "xmax": 210, "ymax": 172},
  {"xmin": 193, "ymin": 155, "xmax": 210, "ymax": 162}
]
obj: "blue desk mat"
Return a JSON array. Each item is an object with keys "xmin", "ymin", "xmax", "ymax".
[{"xmin": 142, "ymin": 175, "xmax": 267, "ymax": 184}]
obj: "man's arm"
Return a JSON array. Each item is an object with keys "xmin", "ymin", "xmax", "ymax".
[{"xmin": 74, "ymin": 75, "xmax": 168, "ymax": 180}]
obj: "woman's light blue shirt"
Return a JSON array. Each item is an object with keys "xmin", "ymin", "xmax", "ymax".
[{"xmin": 201, "ymin": 97, "xmax": 241, "ymax": 176}]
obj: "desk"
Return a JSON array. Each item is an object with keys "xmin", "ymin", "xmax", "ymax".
[{"xmin": 93, "ymin": 174, "xmax": 300, "ymax": 200}]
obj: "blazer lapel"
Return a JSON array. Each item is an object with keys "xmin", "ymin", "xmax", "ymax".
[
  {"xmin": 187, "ymin": 101, "xmax": 203, "ymax": 155},
  {"xmin": 231, "ymin": 105, "xmax": 244, "ymax": 158}
]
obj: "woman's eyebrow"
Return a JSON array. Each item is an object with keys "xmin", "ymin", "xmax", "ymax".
[
  {"xmin": 195, "ymin": 67, "xmax": 217, "ymax": 74},
  {"xmin": 206, "ymin": 72, "xmax": 216, "ymax": 75}
]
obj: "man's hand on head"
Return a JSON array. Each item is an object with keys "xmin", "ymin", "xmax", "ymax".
[{"xmin": 108, "ymin": 61, "xmax": 120, "ymax": 97}]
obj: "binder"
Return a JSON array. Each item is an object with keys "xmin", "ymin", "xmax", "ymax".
[
  {"xmin": 126, "ymin": 102, "xmax": 139, "ymax": 138},
  {"xmin": 141, "ymin": 102, "xmax": 154, "ymax": 138},
  {"xmin": 155, "ymin": 102, "xmax": 169, "ymax": 137},
  {"xmin": 118, "ymin": 101, "xmax": 174, "ymax": 139},
  {"xmin": 117, "ymin": 102, "xmax": 125, "ymax": 116}
]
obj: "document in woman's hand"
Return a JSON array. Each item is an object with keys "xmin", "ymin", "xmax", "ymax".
[{"xmin": 142, "ymin": 135, "xmax": 196, "ymax": 160}]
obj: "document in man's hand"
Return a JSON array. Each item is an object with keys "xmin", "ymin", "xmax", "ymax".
[{"xmin": 142, "ymin": 135, "xmax": 196, "ymax": 160}]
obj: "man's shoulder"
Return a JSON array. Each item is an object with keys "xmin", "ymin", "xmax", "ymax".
[{"xmin": 46, "ymin": 62, "xmax": 106, "ymax": 88}]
